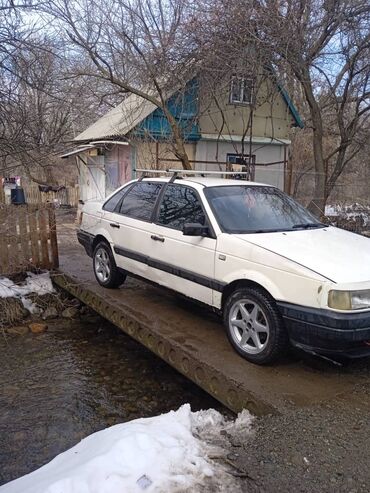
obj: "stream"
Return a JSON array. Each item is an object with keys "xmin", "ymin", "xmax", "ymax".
[{"xmin": 0, "ymin": 314, "xmax": 224, "ymax": 485}]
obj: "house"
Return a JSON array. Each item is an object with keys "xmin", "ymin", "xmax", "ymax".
[{"xmin": 61, "ymin": 74, "xmax": 303, "ymax": 201}]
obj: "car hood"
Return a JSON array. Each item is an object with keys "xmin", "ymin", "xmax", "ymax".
[{"xmin": 235, "ymin": 226, "xmax": 370, "ymax": 284}]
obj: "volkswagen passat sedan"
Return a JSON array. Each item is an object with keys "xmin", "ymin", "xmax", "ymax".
[{"xmin": 77, "ymin": 176, "xmax": 370, "ymax": 364}]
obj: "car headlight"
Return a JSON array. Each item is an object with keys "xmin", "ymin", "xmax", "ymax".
[{"xmin": 328, "ymin": 289, "xmax": 370, "ymax": 310}]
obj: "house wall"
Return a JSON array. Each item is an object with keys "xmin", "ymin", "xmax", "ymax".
[
  {"xmin": 134, "ymin": 141, "xmax": 196, "ymax": 171},
  {"xmin": 198, "ymin": 77, "xmax": 294, "ymax": 141},
  {"xmin": 105, "ymin": 145, "xmax": 131, "ymax": 196},
  {"xmin": 194, "ymin": 140, "xmax": 286, "ymax": 189},
  {"xmin": 77, "ymin": 145, "xmax": 132, "ymax": 200}
]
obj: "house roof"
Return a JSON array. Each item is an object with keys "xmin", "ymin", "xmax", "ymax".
[
  {"xmin": 75, "ymin": 78, "xmax": 303, "ymax": 142},
  {"xmin": 75, "ymin": 93, "xmax": 156, "ymax": 142}
]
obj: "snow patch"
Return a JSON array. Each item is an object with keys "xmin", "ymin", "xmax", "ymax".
[
  {"xmin": 0, "ymin": 405, "xmax": 254, "ymax": 493},
  {"xmin": 325, "ymin": 203, "xmax": 370, "ymax": 226},
  {"xmin": 0, "ymin": 272, "xmax": 54, "ymax": 312}
]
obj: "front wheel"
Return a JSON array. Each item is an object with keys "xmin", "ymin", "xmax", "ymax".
[
  {"xmin": 93, "ymin": 242, "xmax": 126, "ymax": 288},
  {"xmin": 223, "ymin": 287, "xmax": 288, "ymax": 365}
]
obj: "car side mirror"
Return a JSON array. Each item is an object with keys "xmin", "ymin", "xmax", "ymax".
[{"xmin": 182, "ymin": 223, "xmax": 209, "ymax": 237}]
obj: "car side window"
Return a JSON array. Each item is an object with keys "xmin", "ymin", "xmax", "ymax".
[
  {"xmin": 157, "ymin": 184, "xmax": 206, "ymax": 230},
  {"xmin": 118, "ymin": 181, "xmax": 162, "ymax": 221},
  {"xmin": 102, "ymin": 187, "xmax": 129, "ymax": 212}
]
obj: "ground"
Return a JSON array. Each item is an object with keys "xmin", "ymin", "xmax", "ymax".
[{"xmin": 225, "ymin": 372, "xmax": 370, "ymax": 492}]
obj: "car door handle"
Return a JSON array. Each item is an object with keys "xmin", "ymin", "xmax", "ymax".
[
  {"xmin": 110, "ymin": 223, "xmax": 120, "ymax": 229},
  {"xmin": 151, "ymin": 234, "xmax": 165, "ymax": 243}
]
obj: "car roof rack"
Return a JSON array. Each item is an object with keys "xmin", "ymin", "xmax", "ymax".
[{"xmin": 134, "ymin": 168, "xmax": 251, "ymax": 182}]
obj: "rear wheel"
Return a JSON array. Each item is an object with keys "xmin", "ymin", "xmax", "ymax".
[
  {"xmin": 223, "ymin": 287, "xmax": 288, "ymax": 364},
  {"xmin": 93, "ymin": 241, "xmax": 126, "ymax": 288}
]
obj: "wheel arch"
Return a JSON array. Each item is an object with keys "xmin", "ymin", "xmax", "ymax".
[
  {"xmin": 221, "ymin": 279, "xmax": 276, "ymax": 310},
  {"xmin": 92, "ymin": 234, "xmax": 111, "ymax": 251}
]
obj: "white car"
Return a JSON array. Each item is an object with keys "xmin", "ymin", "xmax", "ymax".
[{"xmin": 78, "ymin": 175, "xmax": 370, "ymax": 364}]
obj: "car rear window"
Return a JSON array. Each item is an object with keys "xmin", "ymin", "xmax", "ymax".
[
  {"xmin": 118, "ymin": 182, "xmax": 163, "ymax": 221},
  {"xmin": 103, "ymin": 186, "xmax": 130, "ymax": 212}
]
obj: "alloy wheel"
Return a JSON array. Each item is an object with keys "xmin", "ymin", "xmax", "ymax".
[
  {"xmin": 229, "ymin": 298, "xmax": 270, "ymax": 355},
  {"xmin": 94, "ymin": 247, "xmax": 111, "ymax": 283}
]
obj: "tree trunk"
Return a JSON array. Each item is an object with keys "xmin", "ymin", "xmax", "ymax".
[
  {"xmin": 173, "ymin": 136, "xmax": 192, "ymax": 170},
  {"xmin": 163, "ymin": 108, "xmax": 192, "ymax": 170},
  {"xmin": 308, "ymin": 119, "xmax": 327, "ymax": 218},
  {"xmin": 300, "ymin": 72, "xmax": 326, "ymax": 217}
]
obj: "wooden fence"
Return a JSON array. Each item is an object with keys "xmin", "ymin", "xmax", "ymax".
[
  {"xmin": 24, "ymin": 185, "xmax": 80, "ymax": 207},
  {"xmin": 0, "ymin": 185, "xmax": 79, "ymax": 207},
  {"xmin": 0, "ymin": 204, "xmax": 59, "ymax": 275}
]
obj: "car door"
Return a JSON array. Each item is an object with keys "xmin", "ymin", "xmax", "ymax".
[
  {"xmin": 103, "ymin": 181, "xmax": 164, "ymax": 279},
  {"xmin": 149, "ymin": 183, "xmax": 217, "ymax": 306}
]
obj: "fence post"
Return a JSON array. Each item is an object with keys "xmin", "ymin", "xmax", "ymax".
[
  {"xmin": 28, "ymin": 206, "xmax": 40, "ymax": 267},
  {"xmin": 0, "ymin": 206, "xmax": 9, "ymax": 273},
  {"xmin": 48, "ymin": 205, "xmax": 59, "ymax": 269}
]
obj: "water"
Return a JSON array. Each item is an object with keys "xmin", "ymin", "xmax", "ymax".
[{"xmin": 0, "ymin": 315, "xmax": 224, "ymax": 485}]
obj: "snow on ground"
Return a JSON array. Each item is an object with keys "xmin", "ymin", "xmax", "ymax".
[
  {"xmin": 0, "ymin": 272, "xmax": 54, "ymax": 313},
  {"xmin": 0, "ymin": 404, "xmax": 253, "ymax": 493},
  {"xmin": 325, "ymin": 203, "xmax": 370, "ymax": 226}
]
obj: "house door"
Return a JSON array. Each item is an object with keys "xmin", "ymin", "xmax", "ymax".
[{"xmin": 86, "ymin": 165, "xmax": 105, "ymax": 201}]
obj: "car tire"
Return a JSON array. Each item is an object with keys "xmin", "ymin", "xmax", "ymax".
[
  {"xmin": 223, "ymin": 287, "xmax": 288, "ymax": 365},
  {"xmin": 93, "ymin": 241, "xmax": 126, "ymax": 289}
]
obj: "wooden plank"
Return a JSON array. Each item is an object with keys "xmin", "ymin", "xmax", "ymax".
[
  {"xmin": 24, "ymin": 186, "xmax": 40, "ymax": 205},
  {"xmin": 72, "ymin": 186, "xmax": 80, "ymax": 207},
  {"xmin": 48, "ymin": 206, "xmax": 59, "ymax": 269},
  {"xmin": 39, "ymin": 207, "xmax": 50, "ymax": 268},
  {"xmin": 18, "ymin": 206, "xmax": 30, "ymax": 270},
  {"xmin": 7, "ymin": 207, "xmax": 19, "ymax": 274},
  {"xmin": 23, "ymin": 185, "xmax": 80, "ymax": 207},
  {"xmin": 0, "ymin": 208, "xmax": 9, "ymax": 274},
  {"xmin": 28, "ymin": 207, "xmax": 40, "ymax": 268}
]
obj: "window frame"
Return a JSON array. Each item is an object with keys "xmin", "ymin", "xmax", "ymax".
[
  {"xmin": 226, "ymin": 153, "xmax": 256, "ymax": 180},
  {"xmin": 102, "ymin": 183, "xmax": 133, "ymax": 212},
  {"xmin": 113, "ymin": 181, "xmax": 165, "ymax": 223},
  {"xmin": 229, "ymin": 77, "xmax": 253, "ymax": 105},
  {"xmin": 154, "ymin": 183, "xmax": 216, "ymax": 238}
]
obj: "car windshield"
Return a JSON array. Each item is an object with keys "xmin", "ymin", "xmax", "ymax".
[{"xmin": 204, "ymin": 185, "xmax": 324, "ymax": 234}]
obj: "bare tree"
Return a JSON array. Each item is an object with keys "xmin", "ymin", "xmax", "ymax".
[
  {"xmin": 216, "ymin": 0, "xmax": 370, "ymax": 215},
  {"xmin": 0, "ymin": 0, "xmax": 118, "ymax": 184},
  {"xmin": 36, "ymin": 0, "xmax": 291, "ymax": 177},
  {"xmin": 41, "ymin": 0, "xmax": 200, "ymax": 169}
]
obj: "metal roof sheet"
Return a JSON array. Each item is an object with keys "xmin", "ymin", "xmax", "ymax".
[{"xmin": 74, "ymin": 94, "xmax": 156, "ymax": 142}]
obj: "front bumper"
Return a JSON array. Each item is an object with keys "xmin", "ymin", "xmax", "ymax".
[
  {"xmin": 277, "ymin": 302, "xmax": 370, "ymax": 358},
  {"xmin": 77, "ymin": 230, "xmax": 95, "ymax": 257}
]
